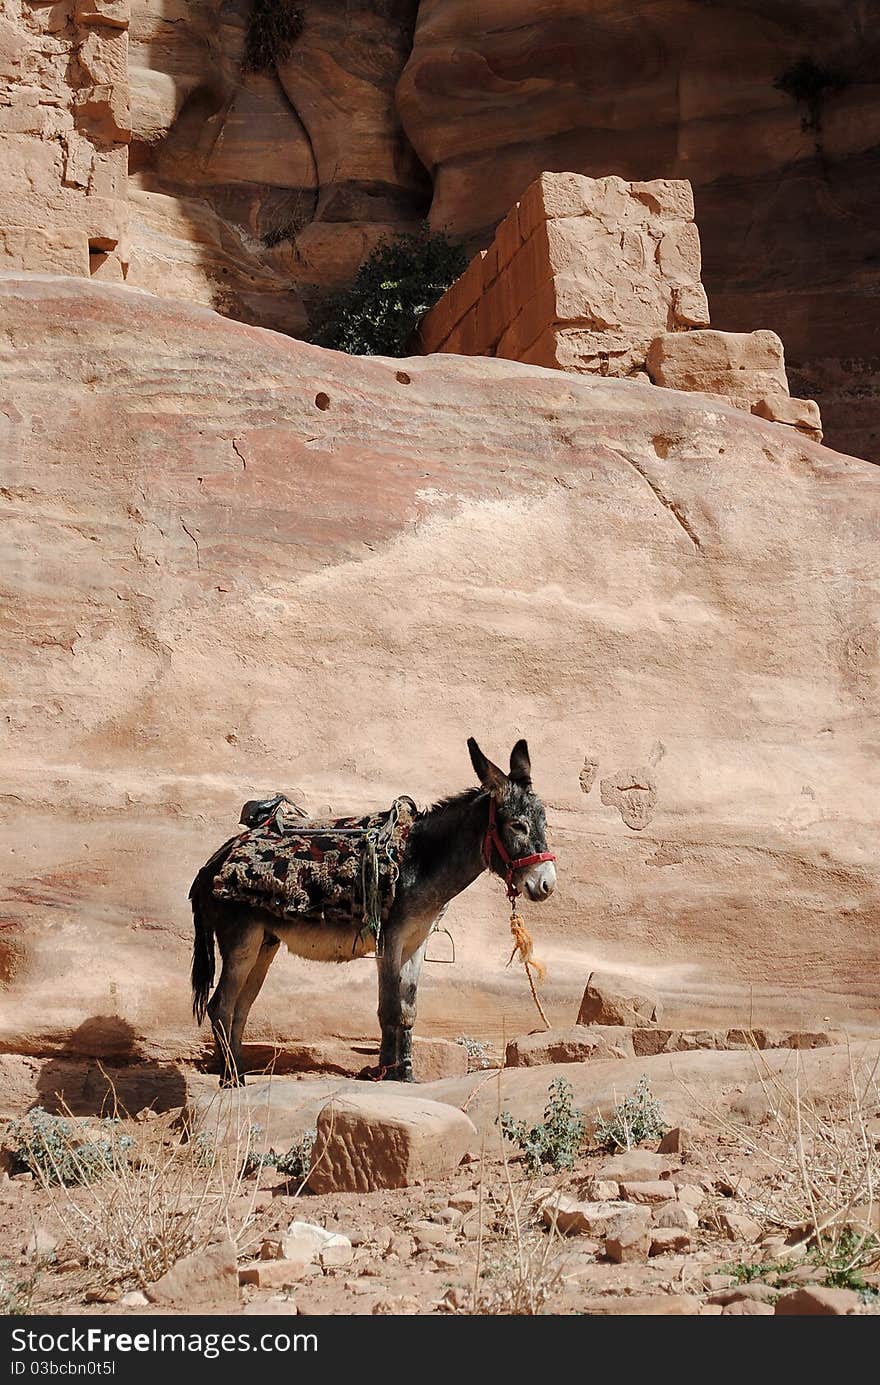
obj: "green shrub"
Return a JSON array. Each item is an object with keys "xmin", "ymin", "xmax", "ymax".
[
  {"xmin": 592, "ymin": 1075, "xmax": 668, "ymax": 1152},
  {"xmin": 5, "ymin": 1108, "xmax": 132, "ymax": 1186},
  {"xmin": 499, "ymin": 1078, "xmax": 587, "ymax": 1174},
  {"xmin": 242, "ymin": 0, "xmax": 304, "ymax": 74},
  {"xmin": 243, "ymin": 1126, "xmax": 315, "ymax": 1183},
  {"xmin": 457, "ymin": 1035, "xmax": 494, "ymax": 1071},
  {"xmin": 276, "ymin": 1128, "xmax": 316, "ymax": 1181},
  {"xmin": 814, "ymin": 1229, "xmax": 880, "ymax": 1294},
  {"xmin": 313, "ymin": 226, "xmax": 468, "ymax": 357},
  {"xmin": 0, "ymin": 1262, "xmax": 37, "ymax": 1316}
]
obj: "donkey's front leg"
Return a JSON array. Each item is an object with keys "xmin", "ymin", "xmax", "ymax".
[{"xmin": 377, "ymin": 934, "xmax": 429, "ymax": 1082}]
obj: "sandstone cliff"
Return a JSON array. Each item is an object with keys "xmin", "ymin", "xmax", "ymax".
[
  {"xmin": 1, "ymin": 274, "xmax": 877, "ymax": 1065},
  {"xmin": 4, "ymin": 2, "xmax": 876, "ymax": 459}
]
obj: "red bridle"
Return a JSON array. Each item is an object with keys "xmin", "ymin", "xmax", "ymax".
[{"xmin": 483, "ymin": 795, "xmax": 557, "ymax": 903}]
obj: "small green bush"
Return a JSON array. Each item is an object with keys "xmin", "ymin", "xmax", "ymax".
[
  {"xmin": 457, "ymin": 1035, "xmax": 494, "ymax": 1071},
  {"xmin": 313, "ymin": 226, "xmax": 468, "ymax": 357},
  {"xmin": 592, "ymin": 1075, "xmax": 668, "ymax": 1152},
  {"xmin": 814, "ymin": 1229, "xmax": 880, "ymax": 1294},
  {"xmin": 243, "ymin": 1126, "xmax": 315, "ymax": 1183},
  {"xmin": 0, "ymin": 1262, "xmax": 37, "ymax": 1316},
  {"xmin": 5, "ymin": 1108, "xmax": 132, "ymax": 1187},
  {"xmin": 242, "ymin": 0, "xmax": 304, "ymax": 74},
  {"xmin": 499, "ymin": 1078, "xmax": 587, "ymax": 1174},
  {"xmin": 276, "ymin": 1128, "xmax": 316, "ymax": 1181}
]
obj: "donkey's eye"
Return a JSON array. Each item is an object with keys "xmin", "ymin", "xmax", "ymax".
[{"xmin": 509, "ymin": 819, "xmax": 530, "ymax": 835}]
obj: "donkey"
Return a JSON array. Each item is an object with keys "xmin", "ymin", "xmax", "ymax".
[{"xmin": 190, "ymin": 737, "xmax": 556, "ymax": 1085}]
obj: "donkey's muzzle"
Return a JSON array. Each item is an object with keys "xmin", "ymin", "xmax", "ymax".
[{"xmin": 524, "ymin": 861, "xmax": 557, "ymax": 901}]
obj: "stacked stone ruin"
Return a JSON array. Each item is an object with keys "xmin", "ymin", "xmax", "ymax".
[
  {"xmin": 419, "ymin": 172, "xmax": 822, "ymax": 444},
  {"xmin": 0, "ymin": 0, "xmax": 130, "ymax": 280}
]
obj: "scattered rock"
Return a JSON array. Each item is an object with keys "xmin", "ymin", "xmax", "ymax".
[
  {"xmin": 618, "ymin": 1179, "xmax": 671, "ymax": 1205},
  {"xmin": 146, "ymin": 1240, "xmax": 239, "ymax": 1309},
  {"xmin": 282, "ymin": 1221, "xmax": 352, "ymax": 1264},
  {"xmin": 657, "ymin": 1127, "xmax": 690, "ymax": 1154},
  {"xmin": 654, "ymin": 1202, "xmax": 699, "ymax": 1231},
  {"xmin": 119, "ymin": 1290, "xmax": 149, "ymax": 1306},
  {"xmin": 604, "ymin": 1212, "xmax": 653, "ymax": 1263},
  {"xmin": 241, "ymin": 1298, "xmax": 298, "ymax": 1315},
  {"xmin": 318, "ymin": 1241, "xmax": 354, "ymax": 1270},
  {"xmin": 505, "ymin": 1026, "xmax": 633, "ymax": 1066},
  {"xmin": 409, "ymin": 1221, "xmax": 452, "ymax": 1251},
  {"xmin": 238, "ymin": 1258, "xmax": 311, "ymax": 1290},
  {"xmin": 412, "ymin": 1037, "xmax": 470, "ymax": 1082},
  {"xmin": 84, "ymin": 1287, "xmax": 121, "ymax": 1304},
  {"xmin": 447, "ymin": 1191, "xmax": 479, "ymax": 1213},
  {"xmin": 583, "ymin": 1292, "xmax": 702, "ymax": 1314},
  {"xmin": 577, "ymin": 969, "xmax": 662, "ymax": 1027},
  {"xmin": 595, "ymin": 1151, "xmax": 678, "ymax": 1183},
  {"xmin": 676, "ymin": 1184, "xmax": 705, "ymax": 1209},
  {"xmin": 649, "ymin": 1228, "xmax": 691, "ymax": 1255},
  {"xmin": 259, "ymin": 1238, "xmax": 284, "ymax": 1261},
  {"xmin": 385, "ymin": 1233, "xmax": 415, "ymax": 1262},
  {"xmin": 580, "ymin": 1178, "xmax": 620, "ymax": 1202},
  {"xmin": 372, "ymin": 1295, "xmax": 421, "ymax": 1315},
  {"xmin": 26, "ymin": 1228, "xmax": 59, "ymax": 1259},
  {"xmin": 307, "ymin": 1092, "xmax": 477, "ymax": 1193},
  {"xmin": 775, "ymin": 1286, "xmax": 862, "ymax": 1316},
  {"xmin": 708, "ymin": 1284, "xmax": 777, "ymax": 1306},
  {"xmin": 542, "ymin": 1196, "xmax": 636, "ymax": 1238},
  {"xmin": 723, "ymin": 1298, "xmax": 775, "ymax": 1315},
  {"xmin": 718, "ymin": 1211, "xmax": 763, "ymax": 1244}
]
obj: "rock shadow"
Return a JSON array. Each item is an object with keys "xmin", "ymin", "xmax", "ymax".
[{"xmin": 35, "ymin": 1016, "xmax": 186, "ymax": 1117}]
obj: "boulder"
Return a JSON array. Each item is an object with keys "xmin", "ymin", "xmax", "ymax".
[
  {"xmin": 653, "ymin": 1202, "xmax": 699, "ymax": 1231},
  {"xmin": 306, "ymin": 1092, "xmax": 477, "ymax": 1193},
  {"xmin": 775, "ymin": 1286, "xmax": 862, "ymax": 1316},
  {"xmin": 604, "ymin": 1216, "xmax": 652, "ymax": 1263},
  {"xmin": 146, "ymin": 1239, "xmax": 239, "ymax": 1309},
  {"xmin": 238, "ymin": 1259, "xmax": 312, "ymax": 1289},
  {"xmin": 541, "ymin": 1196, "xmax": 635, "ymax": 1238},
  {"xmin": 649, "ymin": 1228, "xmax": 690, "ymax": 1255},
  {"xmin": 281, "ymin": 1222, "xmax": 352, "ymax": 1267},
  {"xmin": 577, "ymin": 971, "xmax": 662, "ymax": 1028},
  {"xmin": 505, "ymin": 1025, "xmax": 633, "ymax": 1066},
  {"xmin": 718, "ymin": 1211, "xmax": 763, "ymax": 1243},
  {"xmin": 595, "ymin": 1151, "xmax": 679, "ymax": 1183},
  {"xmin": 646, "ymin": 329, "xmax": 790, "ymax": 413},
  {"xmin": 752, "ymin": 396, "xmax": 823, "ymax": 444},
  {"xmin": 618, "ymin": 1180, "xmax": 673, "ymax": 1205}
]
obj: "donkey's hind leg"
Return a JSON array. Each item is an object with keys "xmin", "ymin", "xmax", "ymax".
[
  {"xmin": 230, "ymin": 933, "xmax": 280, "ymax": 1073},
  {"xmin": 377, "ymin": 934, "xmax": 429, "ymax": 1082},
  {"xmin": 207, "ymin": 923, "xmax": 264, "ymax": 1087}
]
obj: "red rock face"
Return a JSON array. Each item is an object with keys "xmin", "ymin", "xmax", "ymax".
[
  {"xmin": 1, "ymin": 275, "xmax": 879, "ymax": 1063},
  {"xmin": 397, "ymin": 0, "xmax": 880, "ymax": 461}
]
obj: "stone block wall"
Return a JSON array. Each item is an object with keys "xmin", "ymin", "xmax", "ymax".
[
  {"xmin": 420, "ymin": 172, "xmax": 822, "ymax": 443},
  {"xmin": 0, "ymin": 0, "xmax": 130, "ymax": 280}
]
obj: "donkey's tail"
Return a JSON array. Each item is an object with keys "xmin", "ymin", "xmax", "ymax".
[{"xmin": 189, "ymin": 871, "xmax": 215, "ymax": 1026}]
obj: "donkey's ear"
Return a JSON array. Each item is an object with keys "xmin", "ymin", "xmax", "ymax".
[
  {"xmin": 509, "ymin": 739, "xmax": 532, "ymax": 784},
  {"xmin": 468, "ymin": 737, "xmax": 508, "ymax": 798}
]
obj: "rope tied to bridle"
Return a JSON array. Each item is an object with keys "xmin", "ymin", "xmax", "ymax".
[
  {"xmin": 482, "ymin": 794, "xmax": 555, "ymax": 1031},
  {"xmin": 507, "ymin": 906, "xmax": 550, "ymax": 1029}
]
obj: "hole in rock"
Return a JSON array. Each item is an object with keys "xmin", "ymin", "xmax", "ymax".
[{"xmin": 314, "ymin": 392, "xmax": 330, "ymax": 411}]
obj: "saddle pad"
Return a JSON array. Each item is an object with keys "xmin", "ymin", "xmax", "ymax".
[{"xmin": 211, "ymin": 796, "xmax": 417, "ymax": 938}]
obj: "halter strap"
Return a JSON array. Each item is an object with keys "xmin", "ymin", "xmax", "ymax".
[{"xmin": 482, "ymin": 795, "xmax": 556, "ymax": 903}]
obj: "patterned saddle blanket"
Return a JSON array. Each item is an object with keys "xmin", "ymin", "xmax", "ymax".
[{"xmin": 211, "ymin": 795, "xmax": 418, "ymax": 941}]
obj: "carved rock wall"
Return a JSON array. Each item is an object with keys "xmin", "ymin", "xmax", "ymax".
[{"xmin": 0, "ymin": 0, "xmax": 130, "ymax": 279}]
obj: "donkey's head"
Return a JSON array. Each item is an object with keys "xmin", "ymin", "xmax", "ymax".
[{"xmin": 467, "ymin": 737, "xmax": 557, "ymax": 902}]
